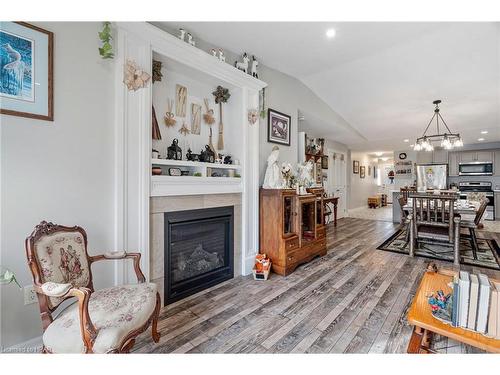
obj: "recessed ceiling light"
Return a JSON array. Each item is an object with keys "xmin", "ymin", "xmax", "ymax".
[
  {"xmin": 478, "ymin": 138, "xmax": 485, "ymax": 141},
  {"xmin": 481, "ymin": 130, "xmax": 488, "ymax": 134},
  {"xmin": 326, "ymin": 28, "xmax": 336, "ymax": 38},
  {"xmin": 410, "ymin": 144, "xmax": 414, "ymax": 147},
  {"xmin": 375, "ymin": 152, "xmax": 383, "ymax": 157},
  {"xmin": 403, "ymin": 139, "xmax": 409, "ymax": 143}
]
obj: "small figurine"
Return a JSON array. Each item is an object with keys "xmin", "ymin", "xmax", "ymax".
[
  {"xmin": 187, "ymin": 33, "xmax": 195, "ymax": 46},
  {"xmin": 178, "ymin": 28, "xmax": 186, "ymax": 41},
  {"xmin": 200, "ymin": 145, "xmax": 215, "ymax": 163},
  {"xmin": 235, "ymin": 52, "xmax": 249, "ymax": 74},
  {"xmin": 167, "ymin": 138, "xmax": 182, "ymax": 160},
  {"xmin": 218, "ymin": 49, "xmax": 225, "ymax": 62},
  {"xmin": 223, "ymin": 155, "xmax": 232, "ymax": 165},
  {"xmin": 211, "ymin": 48, "xmax": 217, "ymax": 57},
  {"xmin": 186, "ymin": 148, "xmax": 200, "ymax": 162},
  {"xmin": 251, "ymin": 55, "xmax": 259, "ymax": 78}
]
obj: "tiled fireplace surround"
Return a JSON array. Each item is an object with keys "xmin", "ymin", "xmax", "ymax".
[{"xmin": 150, "ymin": 193, "xmax": 242, "ymax": 303}]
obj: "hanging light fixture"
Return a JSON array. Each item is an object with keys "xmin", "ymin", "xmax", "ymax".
[{"xmin": 413, "ymin": 100, "xmax": 463, "ymax": 152}]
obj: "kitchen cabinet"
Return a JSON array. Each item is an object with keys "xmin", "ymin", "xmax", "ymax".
[
  {"xmin": 460, "ymin": 150, "xmax": 494, "ymax": 163},
  {"xmin": 416, "ymin": 150, "xmax": 448, "ymax": 164},
  {"xmin": 448, "ymin": 152, "xmax": 459, "ymax": 176},
  {"xmin": 495, "ymin": 150, "xmax": 500, "ymax": 176}
]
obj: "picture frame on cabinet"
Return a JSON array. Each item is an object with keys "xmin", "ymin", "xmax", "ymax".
[
  {"xmin": 267, "ymin": 108, "xmax": 291, "ymax": 146},
  {"xmin": 353, "ymin": 160, "xmax": 359, "ymax": 174},
  {"xmin": 321, "ymin": 155, "xmax": 328, "ymax": 169},
  {"xmin": 0, "ymin": 22, "xmax": 53, "ymax": 121}
]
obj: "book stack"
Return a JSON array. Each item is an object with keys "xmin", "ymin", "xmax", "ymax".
[{"xmin": 451, "ymin": 271, "xmax": 500, "ymax": 338}]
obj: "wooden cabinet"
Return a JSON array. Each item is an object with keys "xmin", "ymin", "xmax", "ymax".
[
  {"xmin": 260, "ymin": 188, "xmax": 327, "ymax": 276},
  {"xmin": 448, "ymin": 152, "xmax": 459, "ymax": 176}
]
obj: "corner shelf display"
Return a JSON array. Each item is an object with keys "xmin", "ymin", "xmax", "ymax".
[{"xmin": 395, "ymin": 161, "xmax": 414, "ymax": 176}]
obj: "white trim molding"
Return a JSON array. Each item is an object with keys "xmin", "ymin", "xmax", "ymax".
[{"xmin": 113, "ymin": 22, "xmax": 266, "ymax": 283}]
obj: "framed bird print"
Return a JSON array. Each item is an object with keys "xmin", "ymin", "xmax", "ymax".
[
  {"xmin": 0, "ymin": 22, "xmax": 53, "ymax": 121},
  {"xmin": 267, "ymin": 108, "xmax": 291, "ymax": 146}
]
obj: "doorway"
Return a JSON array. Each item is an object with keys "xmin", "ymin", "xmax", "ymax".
[{"xmin": 326, "ymin": 149, "xmax": 347, "ymax": 219}]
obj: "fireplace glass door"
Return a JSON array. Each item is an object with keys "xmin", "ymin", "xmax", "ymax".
[{"xmin": 164, "ymin": 206, "xmax": 234, "ymax": 305}]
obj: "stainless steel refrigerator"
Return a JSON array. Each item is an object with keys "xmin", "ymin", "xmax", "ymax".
[{"xmin": 416, "ymin": 164, "xmax": 448, "ymax": 192}]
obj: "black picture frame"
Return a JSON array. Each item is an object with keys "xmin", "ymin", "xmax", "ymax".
[
  {"xmin": 267, "ymin": 108, "xmax": 291, "ymax": 146},
  {"xmin": 353, "ymin": 160, "xmax": 359, "ymax": 174}
]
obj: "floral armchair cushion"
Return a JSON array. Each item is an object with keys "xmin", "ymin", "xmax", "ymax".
[
  {"xmin": 34, "ymin": 231, "xmax": 90, "ymax": 308},
  {"xmin": 43, "ymin": 282, "xmax": 158, "ymax": 353}
]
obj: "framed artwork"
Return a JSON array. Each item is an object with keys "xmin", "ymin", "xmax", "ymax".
[
  {"xmin": 267, "ymin": 108, "xmax": 291, "ymax": 146},
  {"xmin": 190, "ymin": 103, "xmax": 201, "ymax": 135},
  {"xmin": 321, "ymin": 155, "xmax": 328, "ymax": 169},
  {"xmin": 353, "ymin": 160, "xmax": 359, "ymax": 174},
  {"xmin": 360, "ymin": 166, "xmax": 366, "ymax": 178},
  {"xmin": 374, "ymin": 167, "xmax": 378, "ymax": 179},
  {"xmin": 0, "ymin": 22, "xmax": 53, "ymax": 121},
  {"xmin": 368, "ymin": 166, "xmax": 372, "ymax": 176},
  {"xmin": 175, "ymin": 84, "xmax": 187, "ymax": 117}
]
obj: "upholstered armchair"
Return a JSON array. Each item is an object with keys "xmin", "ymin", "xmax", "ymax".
[{"xmin": 25, "ymin": 221, "xmax": 160, "ymax": 353}]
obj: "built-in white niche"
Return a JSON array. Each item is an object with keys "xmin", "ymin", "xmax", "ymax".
[{"xmin": 150, "ymin": 51, "xmax": 245, "ymax": 196}]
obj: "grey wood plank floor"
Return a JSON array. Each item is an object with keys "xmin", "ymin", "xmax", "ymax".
[{"xmin": 133, "ymin": 217, "xmax": 500, "ymax": 354}]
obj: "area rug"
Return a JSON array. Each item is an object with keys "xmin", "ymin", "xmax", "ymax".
[{"xmin": 377, "ymin": 228, "xmax": 500, "ymax": 270}]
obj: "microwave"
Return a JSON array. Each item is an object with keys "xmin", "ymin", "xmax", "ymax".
[{"xmin": 458, "ymin": 162, "xmax": 493, "ymax": 176}]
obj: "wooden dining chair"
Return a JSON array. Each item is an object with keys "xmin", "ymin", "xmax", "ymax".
[
  {"xmin": 400, "ymin": 186, "xmax": 416, "ymax": 205},
  {"xmin": 398, "ymin": 196, "xmax": 410, "ymax": 244},
  {"xmin": 459, "ymin": 198, "xmax": 489, "ymax": 259},
  {"xmin": 408, "ymin": 193, "xmax": 461, "ymax": 265}
]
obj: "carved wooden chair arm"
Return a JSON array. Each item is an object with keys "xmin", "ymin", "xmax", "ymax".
[
  {"xmin": 35, "ymin": 283, "xmax": 98, "ymax": 353},
  {"xmin": 89, "ymin": 252, "xmax": 146, "ymax": 283}
]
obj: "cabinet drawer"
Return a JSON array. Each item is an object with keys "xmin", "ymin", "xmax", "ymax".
[{"xmin": 285, "ymin": 237, "xmax": 299, "ymax": 251}]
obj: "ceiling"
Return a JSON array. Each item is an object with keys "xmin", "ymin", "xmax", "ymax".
[{"xmin": 157, "ymin": 22, "xmax": 500, "ymax": 152}]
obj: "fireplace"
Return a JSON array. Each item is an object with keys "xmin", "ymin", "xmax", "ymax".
[{"xmin": 164, "ymin": 206, "xmax": 234, "ymax": 305}]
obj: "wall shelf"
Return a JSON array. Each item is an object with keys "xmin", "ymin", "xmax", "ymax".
[{"xmin": 152, "ymin": 158, "xmax": 241, "ymax": 170}]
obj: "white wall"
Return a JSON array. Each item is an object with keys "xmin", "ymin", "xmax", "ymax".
[
  {"xmin": 1, "ymin": 22, "xmax": 116, "ymax": 348},
  {"xmin": 349, "ymin": 152, "xmax": 380, "ymax": 209}
]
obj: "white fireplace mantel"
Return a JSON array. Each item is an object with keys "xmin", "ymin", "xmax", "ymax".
[{"xmin": 113, "ymin": 22, "xmax": 267, "ymax": 284}]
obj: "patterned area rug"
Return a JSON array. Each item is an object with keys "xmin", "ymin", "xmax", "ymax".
[{"xmin": 377, "ymin": 228, "xmax": 500, "ymax": 270}]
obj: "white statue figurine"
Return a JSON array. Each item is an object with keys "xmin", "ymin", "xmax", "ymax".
[
  {"xmin": 235, "ymin": 52, "xmax": 249, "ymax": 74},
  {"xmin": 211, "ymin": 49, "xmax": 217, "ymax": 57},
  {"xmin": 251, "ymin": 55, "xmax": 259, "ymax": 78},
  {"xmin": 263, "ymin": 146, "xmax": 283, "ymax": 189},
  {"xmin": 218, "ymin": 49, "xmax": 226, "ymax": 62},
  {"xmin": 297, "ymin": 160, "xmax": 314, "ymax": 187},
  {"xmin": 178, "ymin": 28, "xmax": 186, "ymax": 41}
]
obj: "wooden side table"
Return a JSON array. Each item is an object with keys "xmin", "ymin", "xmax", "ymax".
[{"xmin": 407, "ymin": 264, "xmax": 500, "ymax": 353}]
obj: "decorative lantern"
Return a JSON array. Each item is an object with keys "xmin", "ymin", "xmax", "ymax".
[
  {"xmin": 167, "ymin": 138, "xmax": 182, "ymax": 160},
  {"xmin": 200, "ymin": 145, "xmax": 215, "ymax": 163}
]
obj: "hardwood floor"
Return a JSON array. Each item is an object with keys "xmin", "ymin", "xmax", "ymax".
[{"xmin": 133, "ymin": 217, "xmax": 500, "ymax": 354}]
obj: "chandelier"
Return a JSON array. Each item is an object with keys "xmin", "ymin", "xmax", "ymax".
[{"xmin": 413, "ymin": 100, "xmax": 463, "ymax": 152}]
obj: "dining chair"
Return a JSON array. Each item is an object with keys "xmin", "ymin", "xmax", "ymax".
[
  {"xmin": 408, "ymin": 193, "xmax": 461, "ymax": 265},
  {"xmin": 400, "ymin": 186, "xmax": 416, "ymax": 205},
  {"xmin": 459, "ymin": 198, "xmax": 489, "ymax": 259},
  {"xmin": 398, "ymin": 196, "xmax": 410, "ymax": 244}
]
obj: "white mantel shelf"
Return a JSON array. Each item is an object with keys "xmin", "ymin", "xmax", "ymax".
[{"xmin": 151, "ymin": 175, "xmax": 243, "ymax": 196}]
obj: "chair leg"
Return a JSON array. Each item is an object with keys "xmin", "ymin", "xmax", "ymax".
[
  {"xmin": 409, "ymin": 219, "xmax": 415, "ymax": 257},
  {"xmin": 151, "ymin": 292, "xmax": 161, "ymax": 343},
  {"xmin": 469, "ymin": 228, "xmax": 479, "ymax": 260}
]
